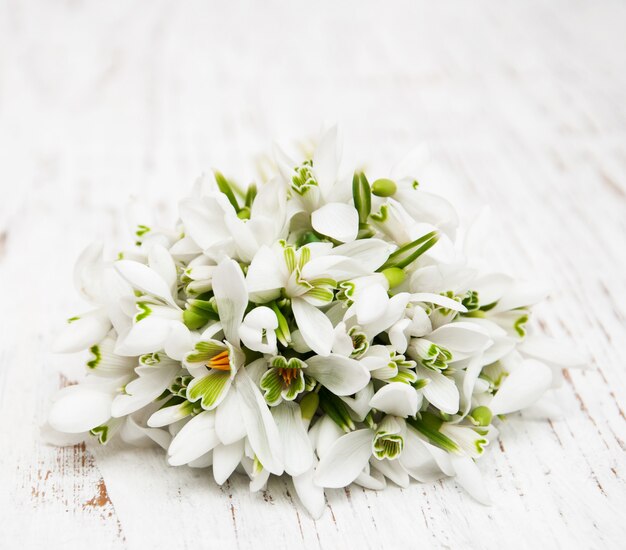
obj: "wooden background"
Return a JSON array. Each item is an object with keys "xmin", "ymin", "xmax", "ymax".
[{"xmin": 0, "ymin": 1, "xmax": 624, "ymax": 548}]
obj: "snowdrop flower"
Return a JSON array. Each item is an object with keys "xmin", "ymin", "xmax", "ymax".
[
  {"xmin": 239, "ymin": 306, "xmax": 279, "ymax": 355},
  {"xmin": 49, "ymin": 128, "xmax": 581, "ymax": 519}
]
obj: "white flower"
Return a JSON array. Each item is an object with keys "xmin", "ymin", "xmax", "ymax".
[
  {"xmin": 239, "ymin": 306, "xmax": 279, "ymax": 355},
  {"xmin": 48, "ymin": 128, "xmax": 579, "ymax": 517}
]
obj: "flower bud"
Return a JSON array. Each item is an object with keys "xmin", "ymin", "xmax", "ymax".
[{"xmin": 372, "ymin": 178, "xmax": 397, "ymax": 197}]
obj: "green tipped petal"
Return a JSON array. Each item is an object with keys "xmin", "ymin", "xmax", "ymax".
[
  {"xmin": 186, "ymin": 340, "xmax": 226, "ymax": 363},
  {"xmin": 187, "ymin": 371, "xmax": 231, "ymax": 410}
]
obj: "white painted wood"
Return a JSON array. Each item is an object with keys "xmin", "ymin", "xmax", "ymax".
[{"xmin": 1, "ymin": 1, "xmax": 625, "ymax": 548}]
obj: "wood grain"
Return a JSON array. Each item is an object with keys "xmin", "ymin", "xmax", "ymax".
[{"xmin": 0, "ymin": 1, "xmax": 624, "ymax": 548}]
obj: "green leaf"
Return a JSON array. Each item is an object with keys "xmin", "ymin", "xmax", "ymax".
[
  {"xmin": 319, "ymin": 388, "xmax": 355, "ymax": 432},
  {"xmin": 380, "ymin": 230, "xmax": 439, "ymax": 270},
  {"xmin": 406, "ymin": 415, "xmax": 461, "ymax": 454},
  {"xmin": 245, "ymin": 184, "xmax": 257, "ymax": 208},
  {"xmin": 352, "ymin": 172, "xmax": 372, "ymax": 224},
  {"xmin": 214, "ymin": 170, "xmax": 240, "ymax": 211}
]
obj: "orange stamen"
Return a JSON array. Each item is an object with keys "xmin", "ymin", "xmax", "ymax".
[
  {"xmin": 209, "ymin": 350, "xmax": 231, "ymax": 371},
  {"xmin": 277, "ymin": 367, "xmax": 297, "ymax": 386}
]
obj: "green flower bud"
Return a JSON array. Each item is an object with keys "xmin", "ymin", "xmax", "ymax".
[
  {"xmin": 299, "ymin": 393, "xmax": 319, "ymax": 421},
  {"xmin": 382, "ymin": 267, "xmax": 406, "ymax": 289},
  {"xmin": 237, "ymin": 206, "xmax": 251, "ymax": 219},
  {"xmin": 372, "ymin": 178, "xmax": 397, "ymax": 197},
  {"xmin": 470, "ymin": 406, "xmax": 493, "ymax": 427}
]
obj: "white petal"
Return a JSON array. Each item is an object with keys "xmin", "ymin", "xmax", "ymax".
[
  {"xmin": 354, "ymin": 467, "xmax": 387, "ymax": 490},
  {"xmin": 213, "ymin": 440, "xmax": 245, "ymax": 484},
  {"xmin": 179, "ymin": 196, "xmax": 231, "ymax": 250},
  {"xmin": 410, "ymin": 292, "xmax": 467, "ymax": 313},
  {"xmin": 292, "ymin": 298, "xmax": 334, "ymax": 356},
  {"xmin": 147, "ymin": 403, "xmax": 191, "ymax": 427},
  {"xmin": 164, "ymin": 322, "xmax": 192, "ymax": 361},
  {"xmin": 489, "ymin": 359, "xmax": 552, "ymax": 415},
  {"xmin": 315, "ymin": 415, "xmax": 344, "ymax": 457},
  {"xmin": 331, "ymin": 239, "xmax": 395, "ymax": 271},
  {"xmin": 293, "ymin": 466, "xmax": 326, "ymax": 519},
  {"xmin": 115, "ymin": 317, "xmax": 172, "ymax": 356},
  {"xmin": 451, "ymin": 455, "xmax": 491, "ymax": 505},
  {"xmin": 111, "ymin": 364, "xmax": 179, "ymax": 417},
  {"xmin": 212, "ymin": 258, "xmax": 247, "ymax": 346},
  {"xmin": 356, "ymin": 285, "xmax": 389, "ymax": 325},
  {"xmin": 311, "ymin": 203, "xmax": 359, "ymax": 243},
  {"xmin": 460, "ymin": 356, "xmax": 484, "ymax": 417},
  {"xmin": 388, "ymin": 319, "xmax": 411, "ymax": 354},
  {"xmin": 168, "ymin": 411, "xmax": 219, "ymax": 466},
  {"xmin": 371, "ymin": 458, "xmax": 410, "ymax": 488},
  {"xmin": 169, "ymin": 235, "xmax": 202, "ymax": 257},
  {"xmin": 215, "ymin": 387, "xmax": 246, "ymax": 445},
  {"xmin": 245, "ymin": 245, "xmax": 284, "ymax": 301},
  {"xmin": 428, "ymin": 322, "xmax": 491, "ymax": 354},
  {"xmin": 115, "ymin": 260, "xmax": 177, "ymax": 307},
  {"xmin": 369, "ymin": 382, "xmax": 419, "ymax": 417},
  {"xmin": 48, "ymin": 387, "xmax": 113, "ymax": 433},
  {"xmin": 306, "ymin": 354, "xmax": 370, "ymax": 396},
  {"xmin": 53, "ymin": 310, "xmax": 111, "ymax": 353},
  {"xmin": 234, "ymin": 369, "xmax": 283, "ymax": 474},
  {"xmin": 492, "ymin": 282, "xmax": 549, "ymax": 312},
  {"xmin": 418, "ymin": 366, "xmax": 460, "ymax": 415},
  {"xmin": 339, "ymin": 383, "xmax": 375, "ymax": 422},
  {"xmin": 73, "ymin": 241, "xmax": 104, "ymax": 302},
  {"xmin": 314, "ymin": 429, "xmax": 374, "ymax": 488},
  {"xmin": 272, "ymin": 402, "xmax": 314, "ymax": 477},
  {"xmin": 363, "ymin": 293, "xmax": 411, "ymax": 339},
  {"xmin": 472, "ymin": 273, "xmax": 513, "ymax": 306},
  {"xmin": 399, "ymin": 428, "xmax": 445, "ymax": 482},
  {"xmin": 148, "ymin": 244, "xmax": 177, "ymax": 292},
  {"xmin": 119, "ymin": 415, "xmax": 171, "ymax": 449},
  {"xmin": 519, "ymin": 336, "xmax": 587, "ymax": 368}
]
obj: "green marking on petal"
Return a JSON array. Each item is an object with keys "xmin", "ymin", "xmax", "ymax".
[
  {"xmin": 186, "ymin": 341, "xmax": 226, "ymax": 363},
  {"xmin": 135, "ymin": 302, "xmax": 152, "ymax": 323},
  {"xmin": 373, "ymin": 431, "xmax": 404, "ymax": 460},
  {"xmin": 348, "ymin": 326, "xmax": 369, "ymax": 358},
  {"xmin": 284, "ymin": 247, "xmax": 297, "ymax": 273},
  {"xmin": 305, "ymin": 287, "xmax": 334, "ymax": 303},
  {"xmin": 135, "ymin": 224, "xmax": 151, "ymax": 237},
  {"xmin": 87, "ymin": 345, "xmax": 101, "ymax": 370},
  {"xmin": 187, "ymin": 371, "xmax": 231, "ymax": 410},
  {"xmin": 140, "ymin": 352, "xmax": 161, "ymax": 366},
  {"xmin": 282, "ymin": 369, "xmax": 306, "ymax": 401},
  {"xmin": 260, "ymin": 368, "xmax": 283, "ymax": 406},
  {"xmin": 370, "ymin": 203, "xmax": 389, "ymax": 223},
  {"xmin": 514, "ymin": 313, "xmax": 529, "ymax": 338},
  {"xmin": 67, "ymin": 316, "xmax": 80, "ymax": 323},
  {"xmin": 462, "ymin": 290, "xmax": 480, "ymax": 312}
]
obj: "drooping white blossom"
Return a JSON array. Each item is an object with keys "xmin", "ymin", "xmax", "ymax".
[{"xmin": 47, "ymin": 126, "xmax": 584, "ymax": 519}]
